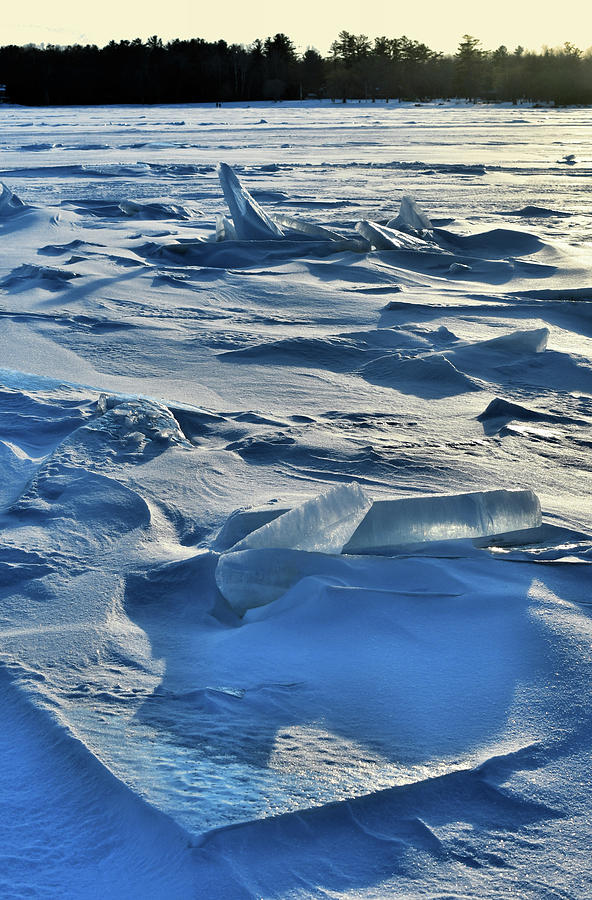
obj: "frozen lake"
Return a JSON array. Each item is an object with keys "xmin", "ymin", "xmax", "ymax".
[{"xmin": 1, "ymin": 102, "xmax": 591, "ymax": 899}]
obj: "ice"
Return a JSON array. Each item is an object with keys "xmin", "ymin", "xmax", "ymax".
[
  {"xmin": 214, "ymin": 503, "xmax": 290, "ymax": 551},
  {"xmin": 356, "ymin": 219, "xmax": 439, "ymax": 251},
  {"xmin": 0, "ymin": 181, "xmax": 26, "ymax": 217},
  {"xmin": 216, "ymin": 547, "xmax": 324, "ymax": 615},
  {"xmin": 229, "ymin": 481, "xmax": 371, "ymax": 553},
  {"xmin": 215, "ymin": 488, "xmax": 542, "ymax": 613},
  {"xmin": 217, "ymin": 162, "xmax": 284, "ymax": 241},
  {"xmin": 271, "ymin": 212, "xmax": 346, "ymax": 241},
  {"xmin": 343, "ymin": 489, "xmax": 542, "ymax": 554},
  {"xmin": 387, "ymin": 195, "xmax": 433, "ymax": 233},
  {"xmin": 215, "ymin": 214, "xmax": 237, "ymax": 241}
]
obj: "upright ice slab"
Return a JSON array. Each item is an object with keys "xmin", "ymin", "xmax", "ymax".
[
  {"xmin": 343, "ymin": 489, "xmax": 542, "ymax": 554},
  {"xmin": 0, "ymin": 182, "xmax": 26, "ymax": 217},
  {"xmin": 217, "ymin": 163, "xmax": 284, "ymax": 241},
  {"xmin": 231, "ymin": 482, "xmax": 371, "ymax": 554},
  {"xmin": 387, "ymin": 195, "xmax": 433, "ymax": 233}
]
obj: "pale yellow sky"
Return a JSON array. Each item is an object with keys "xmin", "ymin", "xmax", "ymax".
[{"xmin": 3, "ymin": 0, "xmax": 592, "ymax": 55}]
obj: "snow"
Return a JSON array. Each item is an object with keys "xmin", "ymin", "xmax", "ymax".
[{"xmin": 0, "ymin": 100, "xmax": 591, "ymax": 899}]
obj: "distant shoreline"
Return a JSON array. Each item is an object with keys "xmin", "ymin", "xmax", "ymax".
[{"xmin": 1, "ymin": 34, "xmax": 591, "ymax": 106}]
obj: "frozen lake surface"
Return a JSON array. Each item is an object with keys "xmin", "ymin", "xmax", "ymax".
[{"xmin": 1, "ymin": 101, "xmax": 591, "ymax": 898}]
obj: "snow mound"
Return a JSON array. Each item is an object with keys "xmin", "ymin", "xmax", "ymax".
[
  {"xmin": 344, "ymin": 489, "xmax": 542, "ymax": 554},
  {"xmin": 0, "ymin": 264, "xmax": 79, "ymax": 292},
  {"xmin": 461, "ymin": 327, "xmax": 549, "ymax": 357},
  {"xmin": 118, "ymin": 199, "xmax": 199, "ymax": 220},
  {"xmin": 217, "ymin": 162, "xmax": 284, "ymax": 241},
  {"xmin": 478, "ymin": 397, "xmax": 553, "ymax": 423},
  {"xmin": 362, "ymin": 353, "xmax": 480, "ymax": 397},
  {"xmin": 506, "ymin": 205, "xmax": 571, "ymax": 218},
  {"xmin": 230, "ymin": 481, "xmax": 371, "ymax": 553},
  {"xmin": 433, "ymin": 227, "xmax": 544, "ymax": 258}
]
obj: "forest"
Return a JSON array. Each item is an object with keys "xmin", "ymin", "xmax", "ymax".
[{"xmin": 1, "ymin": 32, "xmax": 591, "ymax": 106}]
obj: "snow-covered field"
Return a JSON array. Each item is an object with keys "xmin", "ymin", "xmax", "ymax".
[{"xmin": 1, "ymin": 100, "xmax": 591, "ymax": 899}]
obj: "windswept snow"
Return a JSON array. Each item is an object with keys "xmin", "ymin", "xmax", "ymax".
[{"xmin": 1, "ymin": 101, "xmax": 592, "ymax": 900}]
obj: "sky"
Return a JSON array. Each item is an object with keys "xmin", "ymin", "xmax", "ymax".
[{"xmin": 3, "ymin": 0, "xmax": 592, "ymax": 55}]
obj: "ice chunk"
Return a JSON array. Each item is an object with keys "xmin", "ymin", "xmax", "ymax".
[
  {"xmin": 343, "ymin": 489, "xmax": 542, "ymax": 554},
  {"xmin": 214, "ymin": 503, "xmax": 291, "ymax": 551},
  {"xmin": 271, "ymin": 212, "xmax": 345, "ymax": 242},
  {"xmin": 231, "ymin": 482, "xmax": 371, "ymax": 554},
  {"xmin": 217, "ymin": 162, "xmax": 284, "ymax": 241},
  {"xmin": 387, "ymin": 195, "xmax": 432, "ymax": 233},
  {"xmin": 216, "ymin": 548, "xmax": 325, "ymax": 615},
  {"xmin": 0, "ymin": 182, "xmax": 26, "ymax": 217},
  {"xmin": 356, "ymin": 220, "xmax": 439, "ymax": 252},
  {"xmin": 215, "ymin": 214, "xmax": 237, "ymax": 242}
]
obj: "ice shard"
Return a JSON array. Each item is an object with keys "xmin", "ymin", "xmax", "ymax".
[
  {"xmin": 343, "ymin": 489, "xmax": 542, "ymax": 554},
  {"xmin": 387, "ymin": 195, "xmax": 433, "ymax": 233},
  {"xmin": 215, "ymin": 214, "xmax": 237, "ymax": 242},
  {"xmin": 217, "ymin": 162, "xmax": 284, "ymax": 241},
  {"xmin": 230, "ymin": 481, "xmax": 371, "ymax": 554},
  {"xmin": 0, "ymin": 182, "xmax": 26, "ymax": 217}
]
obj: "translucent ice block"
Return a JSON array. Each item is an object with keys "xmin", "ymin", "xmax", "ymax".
[
  {"xmin": 343, "ymin": 489, "xmax": 542, "ymax": 554},
  {"xmin": 231, "ymin": 482, "xmax": 371, "ymax": 554}
]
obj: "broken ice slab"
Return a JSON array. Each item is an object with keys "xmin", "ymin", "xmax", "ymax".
[
  {"xmin": 356, "ymin": 220, "xmax": 441, "ymax": 252},
  {"xmin": 217, "ymin": 162, "xmax": 284, "ymax": 241},
  {"xmin": 387, "ymin": 195, "xmax": 433, "ymax": 233},
  {"xmin": 343, "ymin": 489, "xmax": 542, "ymax": 555},
  {"xmin": 216, "ymin": 548, "xmax": 326, "ymax": 615},
  {"xmin": 230, "ymin": 482, "xmax": 371, "ymax": 554},
  {"xmin": 271, "ymin": 212, "xmax": 346, "ymax": 242}
]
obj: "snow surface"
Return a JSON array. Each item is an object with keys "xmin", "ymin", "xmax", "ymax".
[{"xmin": 1, "ymin": 100, "xmax": 592, "ymax": 899}]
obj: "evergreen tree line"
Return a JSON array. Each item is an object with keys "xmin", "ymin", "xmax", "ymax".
[{"xmin": 1, "ymin": 32, "xmax": 591, "ymax": 106}]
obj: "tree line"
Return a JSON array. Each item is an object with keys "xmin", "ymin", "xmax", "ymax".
[{"xmin": 1, "ymin": 32, "xmax": 591, "ymax": 106}]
